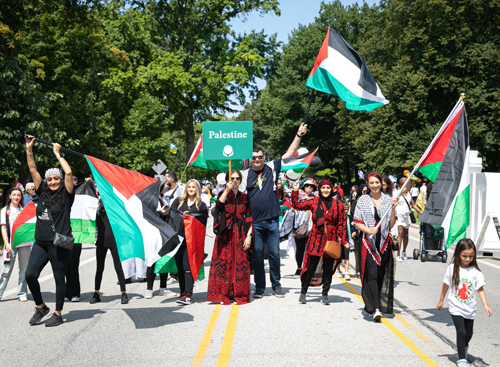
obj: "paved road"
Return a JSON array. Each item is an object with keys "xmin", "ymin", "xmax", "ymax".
[{"xmin": 1, "ymin": 222, "xmax": 498, "ymax": 367}]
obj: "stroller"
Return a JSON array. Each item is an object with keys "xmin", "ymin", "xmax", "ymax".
[{"xmin": 413, "ymin": 222, "xmax": 447, "ymax": 262}]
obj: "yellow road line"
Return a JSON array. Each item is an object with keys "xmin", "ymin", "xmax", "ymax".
[
  {"xmin": 192, "ymin": 304, "xmax": 223, "ymax": 367},
  {"xmin": 216, "ymin": 304, "xmax": 240, "ymax": 367},
  {"xmin": 336, "ymin": 266, "xmax": 439, "ymax": 367}
]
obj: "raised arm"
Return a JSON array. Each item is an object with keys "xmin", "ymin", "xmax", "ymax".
[
  {"xmin": 291, "ymin": 181, "xmax": 314, "ymax": 211},
  {"xmin": 26, "ymin": 135, "xmax": 42, "ymax": 190},
  {"xmin": 52, "ymin": 143, "xmax": 73, "ymax": 194},
  {"xmin": 282, "ymin": 123, "xmax": 307, "ymax": 159}
]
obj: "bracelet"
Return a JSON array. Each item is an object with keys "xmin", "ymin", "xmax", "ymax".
[
  {"xmin": 296, "ymin": 133, "xmax": 303, "ymax": 138},
  {"xmin": 56, "ymin": 154, "xmax": 61, "ymax": 159}
]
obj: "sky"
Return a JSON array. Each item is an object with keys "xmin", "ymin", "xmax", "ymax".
[{"xmin": 227, "ymin": 0, "xmax": 379, "ymax": 114}]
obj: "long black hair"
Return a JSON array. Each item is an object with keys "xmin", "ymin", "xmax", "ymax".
[
  {"xmin": 39, "ymin": 182, "xmax": 64, "ymax": 208},
  {"xmin": 451, "ymin": 238, "xmax": 480, "ymax": 288}
]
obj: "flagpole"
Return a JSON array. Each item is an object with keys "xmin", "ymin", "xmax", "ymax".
[
  {"xmin": 304, "ymin": 89, "xmax": 315, "ymax": 125},
  {"xmin": 180, "ymin": 165, "xmax": 188, "ymax": 182},
  {"xmin": 228, "ymin": 159, "xmax": 232, "ymax": 176},
  {"xmin": 295, "ymin": 147, "xmax": 319, "ymax": 181},
  {"xmin": 27, "ymin": 136, "xmax": 85, "ymax": 158},
  {"xmin": 374, "ymin": 96, "xmax": 465, "ymax": 229}
]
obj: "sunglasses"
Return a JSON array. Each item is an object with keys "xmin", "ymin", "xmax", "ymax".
[
  {"xmin": 252, "ymin": 155, "xmax": 264, "ymax": 161},
  {"xmin": 231, "ymin": 177, "xmax": 240, "ymax": 181}
]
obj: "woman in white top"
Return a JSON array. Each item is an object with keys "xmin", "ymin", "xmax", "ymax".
[
  {"xmin": 395, "ymin": 177, "xmax": 421, "ymax": 261},
  {"xmin": 410, "ymin": 182, "xmax": 419, "ymax": 203},
  {"xmin": 0, "ymin": 187, "xmax": 32, "ymax": 301}
]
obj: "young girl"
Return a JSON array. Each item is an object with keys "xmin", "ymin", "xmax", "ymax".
[{"xmin": 437, "ymin": 239, "xmax": 492, "ymax": 367}]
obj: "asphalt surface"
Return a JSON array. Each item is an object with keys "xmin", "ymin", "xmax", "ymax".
[{"xmin": 1, "ymin": 221, "xmax": 498, "ymax": 367}]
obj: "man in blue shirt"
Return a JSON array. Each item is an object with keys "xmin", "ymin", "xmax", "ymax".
[{"xmin": 243, "ymin": 122, "xmax": 307, "ymax": 298}]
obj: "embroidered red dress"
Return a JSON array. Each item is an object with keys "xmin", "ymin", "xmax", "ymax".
[{"xmin": 207, "ymin": 190, "xmax": 253, "ymax": 305}]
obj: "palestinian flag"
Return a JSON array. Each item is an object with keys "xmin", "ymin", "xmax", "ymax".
[
  {"xmin": 281, "ymin": 149, "xmax": 317, "ymax": 171},
  {"xmin": 86, "ymin": 156, "xmax": 180, "ymax": 279},
  {"xmin": 419, "ymin": 101, "xmax": 469, "ymax": 248},
  {"xmin": 306, "ymin": 25, "xmax": 389, "ymax": 112},
  {"xmin": 10, "ymin": 200, "xmax": 37, "ymax": 248},
  {"xmin": 70, "ymin": 180, "xmax": 98, "ymax": 244},
  {"xmin": 187, "ymin": 135, "xmax": 242, "ymax": 171},
  {"xmin": 155, "ymin": 208, "xmax": 207, "ymax": 281}
]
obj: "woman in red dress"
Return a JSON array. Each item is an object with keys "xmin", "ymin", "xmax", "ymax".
[
  {"xmin": 291, "ymin": 179, "xmax": 347, "ymax": 305},
  {"xmin": 207, "ymin": 170, "xmax": 253, "ymax": 305}
]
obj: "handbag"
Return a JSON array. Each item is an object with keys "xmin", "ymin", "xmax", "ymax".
[
  {"xmin": 323, "ymin": 223, "xmax": 341, "ymax": 259},
  {"xmin": 292, "ymin": 211, "xmax": 311, "ymax": 239},
  {"xmin": 47, "ymin": 207, "xmax": 74, "ymax": 251},
  {"xmin": 402, "ymin": 195, "xmax": 417, "ymax": 224}
]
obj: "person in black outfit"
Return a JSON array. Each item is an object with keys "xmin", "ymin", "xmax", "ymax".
[
  {"xmin": 64, "ymin": 175, "xmax": 82, "ymax": 302},
  {"xmin": 89, "ymin": 199, "xmax": 128, "ymax": 304},
  {"xmin": 24, "ymin": 135, "xmax": 75, "ymax": 327}
]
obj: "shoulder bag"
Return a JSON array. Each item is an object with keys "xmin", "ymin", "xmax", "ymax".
[
  {"xmin": 292, "ymin": 210, "xmax": 312, "ymax": 239},
  {"xmin": 402, "ymin": 195, "xmax": 417, "ymax": 224},
  {"xmin": 47, "ymin": 206, "xmax": 74, "ymax": 251},
  {"xmin": 323, "ymin": 208, "xmax": 341, "ymax": 259}
]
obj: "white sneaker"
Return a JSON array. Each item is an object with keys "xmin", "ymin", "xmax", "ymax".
[
  {"xmin": 335, "ymin": 270, "xmax": 342, "ymax": 278},
  {"xmin": 372, "ymin": 310, "xmax": 383, "ymax": 322},
  {"xmin": 19, "ymin": 295, "xmax": 28, "ymax": 302},
  {"xmin": 144, "ymin": 290, "xmax": 154, "ymax": 299},
  {"xmin": 456, "ymin": 359, "xmax": 468, "ymax": 367},
  {"xmin": 64, "ymin": 297, "xmax": 70, "ymax": 301},
  {"xmin": 402, "ymin": 252, "xmax": 407, "ymax": 260},
  {"xmin": 167, "ymin": 277, "xmax": 178, "ymax": 285},
  {"xmin": 71, "ymin": 296, "xmax": 80, "ymax": 302},
  {"xmin": 158, "ymin": 289, "xmax": 177, "ymax": 297},
  {"xmin": 396, "ymin": 256, "xmax": 403, "ymax": 262}
]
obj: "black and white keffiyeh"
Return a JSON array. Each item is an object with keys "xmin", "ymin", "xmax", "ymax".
[{"xmin": 353, "ymin": 193, "xmax": 392, "ymax": 265}]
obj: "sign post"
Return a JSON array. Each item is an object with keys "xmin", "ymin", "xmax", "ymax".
[{"xmin": 202, "ymin": 121, "xmax": 253, "ymax": 179}]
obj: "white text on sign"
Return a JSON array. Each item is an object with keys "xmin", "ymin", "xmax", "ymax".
[{"xmin": 209, "ymin": 131, "xmax": 248, "ymax": 139}]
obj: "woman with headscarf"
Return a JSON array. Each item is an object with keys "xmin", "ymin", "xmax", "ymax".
[
  {"xmin": 291, "ymin": 179, "xmax": 347, "ymax": 305},
  {"xmin": 207, "ymin": 169, "xmax": 253, "ymax": 305},
  {"xmin": 24, "ymin": 135, "xmax": 75, "ymax": 327},
  {"xmin": 353, "ymin": 172, "xmax": 398, "ymax": 321}
]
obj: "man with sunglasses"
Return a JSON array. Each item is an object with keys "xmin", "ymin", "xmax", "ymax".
[{"xmin": 241, "ymin": 122, "xmax": 307, "ymax": 299}]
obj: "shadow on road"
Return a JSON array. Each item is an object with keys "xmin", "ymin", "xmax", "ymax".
[
  {"xmin": 122, "ymin": 307, "xmax": 194, "ymax": 329},
  {"xmin": 63, "ymin": 309, "xmax": 107, "ymax": 323}
]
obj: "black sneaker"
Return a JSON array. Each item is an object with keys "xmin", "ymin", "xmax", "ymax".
[
  {"xmin": 253, "ymin": 289, "xmax": 264, "ymax": 299},
  {"xmin": 273, "ymin": 287, "xmax": 285, "ymax": 298},
  {"xmin": 45, "ymin": 312, "xmax": 64, "ymax": 327},
  {"xmin": 299, "ymin": 293, "xmax": 307, "ymax": 304},
  {"xmin": 176, "ymin": 294, "xmax": 192, "ymax": 305},
  {"xmin": 294, "ymin": 269, "xmax": 301, "ymax": 278},
  {"xmin": 29, "ymin": 305, "xmax": 50, "ymax": 325},
  {"xmin": 321, "ymin": 295, "xmax": 330, "ymax": 305},
  {"xmin": 121, "ymin": 293, "xmax": 129, "ymax": 304},
  {"xmin": 89, "ymin": 292, "xmax": 101, "ymax": 304}
]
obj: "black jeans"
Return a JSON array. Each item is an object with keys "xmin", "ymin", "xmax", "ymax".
[
  {"xmin": 174, "ymin": 244, "xmax": 194, "ymax": 296},
  {"xmin": 451, "ymin": 314, "xmax": 474, "ymax": 360},
  {"xmin": 146, "ymin": 265, "xmax": 168, "ymax": 291},
  {"xmin": 301, "ymin": 255, "xmax": 335, "ymax": 296},
  {"xmin": 295, "ymin": 237, "xmax": 307, "ymax": 269},
  {"xmin": 65, "ymin": 243, "xmax": 82, "ymax": 298},
  {"xmin": 95, "ymin": 246, "xmax": 126, "ymax": 292},
  {"xmin": 26, "ymin": 241, "xmax": 71, "ymax": 311}
]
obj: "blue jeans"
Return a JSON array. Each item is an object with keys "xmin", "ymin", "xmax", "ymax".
[
  {"xmin": 252, "ymin": 217, "xmax": 281, "ymax": 290},
  {"xmin": 0, "ymin": 245, "xmax": 32, "ymax": 299}
]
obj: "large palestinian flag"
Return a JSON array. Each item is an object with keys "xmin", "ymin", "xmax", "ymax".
[
  {"xmin": 70, "ymin": 180, "xmax": 98, "ymax": 244},
  {"xmin": 281, "ymin": 149, "xmax": 318, "ymax": 171},
  {"xmin": 10, "ymin": 200, "xmax": 37, "ymax": 248},
  {"xmin": 86, "ymin": 156, "xmax": 180, "ymax": 278},
  {"xmin": 187, "ymin": 134, "xmax": 242, "ymax": 171},
  {"xmin": 155, "ymin": 208, "xmax": 207, "ymax": 281},
  {"xmin": 306, "ymin": 25, "xmax": 389, "ymax": 112},
  {"xmin": 419, "ymin": 101, "xmax": 469, "ymax": 248}
]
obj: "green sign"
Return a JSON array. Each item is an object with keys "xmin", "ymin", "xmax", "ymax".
[{"xmin": 202, "ymin": 121, "xmax": 253, "ymax": 160}]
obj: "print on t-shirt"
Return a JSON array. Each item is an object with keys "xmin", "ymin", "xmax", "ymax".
[
  {"xmin": 251, "ymin": 172, "xmax": 269, "ymax": 190},
  {"xmin": 455, "ymin": 279, "xmax": 474, "ymax": 303}
]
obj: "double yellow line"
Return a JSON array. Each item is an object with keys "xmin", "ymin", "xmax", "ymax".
[{"xmin": 192, "ymin": 304, "xmax": 241, "ymax": 367}]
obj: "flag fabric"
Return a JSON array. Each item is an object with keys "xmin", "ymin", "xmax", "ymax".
[
  {"xmin": 187, "ymin": 135, "xmax": 242, "ymax": 171},
  {"xmin": 155, "ymin": 208, "xmax": 207, "ymax": 281},
  {"xmin": 170, "ymin": 143, "xmax": 178, "ymax": 154},
  {"xmin": 10, "ymin": 201, "xmax": 37, "ymax": 248},
  {"xmin": 281, "ymin": 149, "xmax": 318, "ymax": 171},
  {"xmin": 85, "ymin": 155, "xmax": 180, "ymax": 279},
  {"xmin": 70, "ymin": 181, "xmax": 99, "ymax": 244},
  {"xmin": 306, "ymin": 25, "xmax": 389, "ymax": 112},
  {"xmin": 419, "ymin": 101, "xmax": 469, "ymax": 248}
]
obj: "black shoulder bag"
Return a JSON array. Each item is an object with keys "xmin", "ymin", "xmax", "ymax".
[
  {"xmin": 402, "ymin": 195, "xmax": 417, "ymax": 224},
  {"xmin": 47, "ymin": 206, "xmax": 74, "ymax": 250}
]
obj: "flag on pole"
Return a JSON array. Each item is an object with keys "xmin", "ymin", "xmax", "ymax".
[
  {"xmin": 85, "ymin": 156, "xmax": 180, "ymax": 278},
  {"xmin": 70, "ymin": 180, "xmax": 99, "ymax": 244},
  {"xmin": 419, "ymin": 101, "xmax": 469, "ymax": 248},
  {"xmin": 306, "ymin": 25, "xmax": 389, "ymax": 112},
  {"xmin": 280, "ymin": 149, "xmax": 318, "ymax": 171},
  {"xmin": 187, "ymin": 134, "xmax": 242, "ymax": 171},
  {"xmin": 10, "ymin": 201, "xmax": 37, "ymax": 248},
  {"xmin": 170, "ymin": 143, "xmax": 178, "ymax": 154}
]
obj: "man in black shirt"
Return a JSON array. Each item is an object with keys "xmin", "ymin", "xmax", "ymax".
[{"xmin": 244, "ymin": 123, "xmax": 307, "ymax": 298}]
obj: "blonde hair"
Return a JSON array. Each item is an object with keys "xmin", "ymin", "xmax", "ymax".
[{"xmin": 178, "ymin": 180, "xmax": 201, "ymax": 210}]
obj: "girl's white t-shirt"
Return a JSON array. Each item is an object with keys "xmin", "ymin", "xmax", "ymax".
[
  {"xmin": 410, "ymin": 187, "xmax": 419, "ymax": 197},
  {"xmin": 443, "ymin": 264, "xmax": 486, "ymax": 319},
  {"xmin": 1, "ymin": 206, "xmax": 31, "ymax": 248}
]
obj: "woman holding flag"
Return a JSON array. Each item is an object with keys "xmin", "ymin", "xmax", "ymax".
[
  {"xmin": 24, "ymin": 135, "xmax": 75, "ymax": 327},
  {"xmin": 353, "ymin": 172, "xmax": 397, "ymax": 321}
]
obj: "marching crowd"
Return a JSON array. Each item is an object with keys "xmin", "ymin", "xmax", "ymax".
[{"xmin": 0, "ymin": 126, "xmax": 491, "ymax": 367}]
